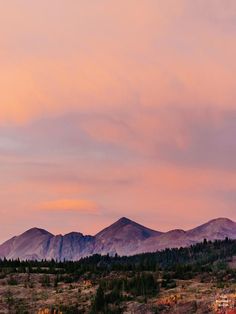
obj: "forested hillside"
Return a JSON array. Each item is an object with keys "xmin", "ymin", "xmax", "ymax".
[{"xmin": 0, "ymin": 238, "xmax": 236, "ymax": 313}]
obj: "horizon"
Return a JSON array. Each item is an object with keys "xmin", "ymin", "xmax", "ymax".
[
  {"xmin": 1, "ymin": 215, "xmax": 235, "ymax": 244},
  {"xmin": 1, "ymin": 1, "xmax": 236, "ymax": 243}
]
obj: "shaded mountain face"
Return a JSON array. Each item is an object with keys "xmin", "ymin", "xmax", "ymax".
[
  {"xmin": 0, "ymin": 228, "xmax": 94, "ymax": 261},
  {"xmin": 136, "ymin": 218, "xmax": 236, "ymax": 254},
  {"xmin": 0, "ymin": 228, "xmax": 54, "ymax": 260},
  {"xmin": 186, "ymin": 218, "xmax": 236, "ymax": 241},
  {"xmin": 0, "ymin": 217, "xmax": 236, "ymax": 261},
  {"xmin": 94, "ymin": 217, "xmax": 162, "ymax": 256}
]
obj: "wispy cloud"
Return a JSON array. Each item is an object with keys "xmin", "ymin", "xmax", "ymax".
[{"xmin": 0, "ymin": 1, "xmax": 236, "ymax": 241}]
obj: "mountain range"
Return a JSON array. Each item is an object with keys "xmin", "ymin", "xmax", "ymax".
[{"xmin": 0, "ymin": 217, "xmax": 236, "ymax": 261}]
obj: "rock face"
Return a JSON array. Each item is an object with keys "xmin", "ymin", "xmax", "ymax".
[
  {"xmin": 0, "ymin": 217, "xmax": 236, "ymax": 261},
  {"xmin": 186, "ymin": 218, "xmax": 236, "ymax": 241},
  {"xmin": 136, "ymin": 218, "xmax": 236, "ymax": 254},
  {"xmin": 0, "ymin": 228, "xmax": 53, "ymax": 260},
  {"xmin": 94, "ymin": 217, "xmax": 162, "ymax": 256}
]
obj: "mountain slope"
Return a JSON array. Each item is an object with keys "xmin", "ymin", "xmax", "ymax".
[
  {"xmin": 94, "ymin": 217, "xmax": 162, "ymax": 256},
  {"xmin": 0, "ymin": 228, "xmax": 53, "ymax": 260},
  {"xmin": 186, "ymin": 218, "xmax": 236, "ymax": 241},
  {"xmin": 46, "ymin": 232, "xmax": 95, "ymax": 261},
  {"xmin": 0, "ymin": 228, "xmax": 95, "ymax": 261},
  {"xmin": 136, "ymin": 218, "xmax": 236, "ymax": 254},
  {"xmin": 0, "ymin": 217, "xmax": 236, "ymax": 260},
  {"xmin": 137, "ymin": 229, "xmax": 190, "ymax": 254}
]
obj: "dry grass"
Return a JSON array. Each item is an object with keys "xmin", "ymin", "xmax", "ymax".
[{"xmin": 0, "ymin": 273, "xmax": 96, "ymax": 313}]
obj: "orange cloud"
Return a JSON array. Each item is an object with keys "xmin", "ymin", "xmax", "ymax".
[{"xmin": 39, "ymin": 199, "xmax": 99, "ymax": 213}]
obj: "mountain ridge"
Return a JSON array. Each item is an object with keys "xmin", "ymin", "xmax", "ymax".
[{"xmin": 0, "ymin": 217, "xmax": 236, "ymax": 261}]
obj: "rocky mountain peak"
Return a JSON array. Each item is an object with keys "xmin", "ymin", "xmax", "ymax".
[
  {"xmin": 0, "ymin": 217, "xmax": 236, "ymax": 261},
  {"xmin": 21, "ymin": 227, "xmax": 53, "ymax": 237}
]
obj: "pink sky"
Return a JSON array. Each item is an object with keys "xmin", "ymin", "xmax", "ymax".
[{"xmin": 0, "ymin": 1, "xmax": 236, "ymax": 242}]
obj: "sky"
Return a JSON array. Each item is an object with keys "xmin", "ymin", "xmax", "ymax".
[{"xmin": 0, "ymin": 0, "xmax": 236, "ymax": 242}]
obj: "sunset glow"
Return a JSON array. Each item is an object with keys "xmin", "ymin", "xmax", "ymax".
[{"xmin": 1, "ymin": 1, "xmax": 236, "ymax": 242}]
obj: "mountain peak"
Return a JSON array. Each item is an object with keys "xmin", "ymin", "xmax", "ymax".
[
  {"xmin": 207, "ymin": 217, "xmax": 234, "ymax": 225},
  {"xmin": 187, "ymin": 217, "xmax": 236, "ymax": 240},
  {"xmin": 95, "ymin": 217, "xmax": 138, "ymax": 238},
  {"xmin": 1, "ymin": 217, "xmax": 236, "ymax": 261},
  {"xmin": 115, "ymin": 217, "xmax": 133, "ymax": 225},
  {"xmin": 119, "ymin": 216, "xmax": 131, "ymax": 222},
  {"xmin": 95, "ymin": 217, "xmax": 161, "ymax": 241},
  {"xmin": 22, "ymin": 227, "xmax": 53, "ymax": 237}
]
